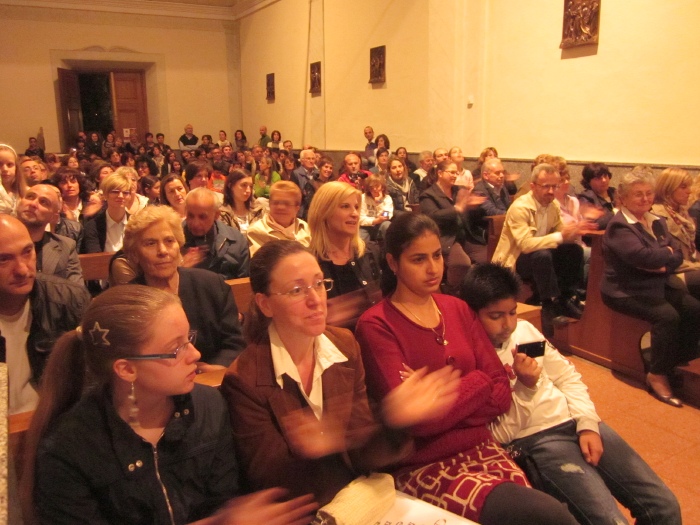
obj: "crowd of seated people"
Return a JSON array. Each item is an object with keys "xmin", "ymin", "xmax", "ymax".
[{"xmin": 3, "ymin": 126, "xmax": 700, "ymax": 523}]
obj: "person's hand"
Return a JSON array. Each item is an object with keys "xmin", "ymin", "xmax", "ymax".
[
  {"xmin": 196, "ymin": 362, "xmax": 227, "ymax": 374},
  {"xmin": 281, "ymin": 407, "xmax": 347, "ymax": 459},
  {"xmin": 182, "ymin": 246, "xmax": 207, "ymax": 267},
  {"xmin": 207, "ymin": 488, "xmax": 318, "ymax": 525},
  {"xmin": 579, "ymin": 203, "xmax": 605, "ymax": 222},
  {"xmin": 578, "ymin": 430, "xmax": 604, "ymax": 466},
  {"xmin": 511, "ymin": 348, "xmax": 542, "ymax": 389},
  {"xmin": 454, "ymin": 188, "xmax": 486, "ymax": 213},
  {"xmin": 382, "ymin": 364, "xmax": 461, "ymax": 428}
]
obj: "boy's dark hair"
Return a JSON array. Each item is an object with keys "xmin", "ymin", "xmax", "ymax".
[{"xmin": 460, "ymin": 263, "xmax": 521, "ymax": 312}]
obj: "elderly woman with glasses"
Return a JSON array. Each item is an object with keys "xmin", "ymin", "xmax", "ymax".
[
  {"xmin": 22, "ymin": 285, "xmax": 318, "ymax": 525},
  {"xmin": 221, "ymin": 240, "xmax": 460, "ymax": 507}
]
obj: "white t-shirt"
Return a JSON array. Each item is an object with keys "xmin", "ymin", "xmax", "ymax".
[{"xmin": 0, "ymin": 301, "xmax": 40, "ymax": 414}]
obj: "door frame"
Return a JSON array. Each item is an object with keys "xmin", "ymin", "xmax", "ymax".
[{"xmin": 50, "ymin": 47, "xmax": 169, "ymax": 153}]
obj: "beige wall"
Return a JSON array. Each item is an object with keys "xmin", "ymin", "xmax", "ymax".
[
  {"xmin": 484, "ymin": 0, "xmax": 700, "ymax": 166},
  {"xmin": 0, "ymin": 5, "xmax": 234, "ymax": 153}
]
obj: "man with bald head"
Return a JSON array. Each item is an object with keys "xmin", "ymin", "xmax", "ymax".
[
  {"xmin": 182, "ymin": 188, "xmax": 249, "ymax": 279},
  {"xmin": 0, "ymin": 214, "xmax": 90, "ymax": 414},
  {"xmin": 16, "ymin": 184, "xmax": 83, "ymax": 283}
]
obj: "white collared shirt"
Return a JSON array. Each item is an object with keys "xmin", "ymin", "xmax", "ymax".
[
  {"xmin": 268, "ymin": 324, "xmax": 348, "ymax": 420},
  {"xmin": 105, "ymin": 211, "xmax": 128, "ymax": 252}
]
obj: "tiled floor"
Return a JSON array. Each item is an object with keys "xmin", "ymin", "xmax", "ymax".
[{"xmin": 567, "ymin": 354, "xmax": 700, "ymax": 524}]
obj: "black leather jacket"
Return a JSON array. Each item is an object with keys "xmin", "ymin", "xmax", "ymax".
[
  {"xmin": 35, "ymin": 384, "xmax": 239, "ymax": 525},
  {"xmin": 27, "ymin": 273, "xmax": 91, "ymax": 384}
]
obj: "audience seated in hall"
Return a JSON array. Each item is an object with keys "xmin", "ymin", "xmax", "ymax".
[
  {"xmin": 221, "ymin": 240, "xmax": 459, "ymax": 507},
  {"xmin": 218, "ymin": 169, "xmax": 264, "ymax": 235},
  {"xmin": 22, "ymin": 285, "xmax": 316, "ymax": 525},
  {"xmin": 123, "ymin": 205, "xmax": 245, "ymax": 368},
  {"xmin": 412, "ymin": 150, "xmax": 434, "ymax": 183},
  {"xmin": 0, "ymin": 215, "xmax": 90, "ymax": 415},
  {"xmin": 182, "ymin": 187, "xmax": 250, "ymax": 279},
  {"xmin": 386, "ymin": 155, "xmax": 419, "ymax": 214},
  {"xmin": 247, "ymin": 181, "xmax": 311, "ymax": 256},
  {"xmin": 0, "ymin": 144, "xmax": 27, "ymax": 215},
  {"xmin": 419, "ymin": 159, "xmax": 486, "ymax": 290},
  {"xmin": 337, "ymin": 152, "xmax": 371, "ymax": 189},
  {"xmin": 81, "ymin": 170, "xmax": 133, "ymax": 254},
  {"xmin": 492, "ymin": 163, "xmax": 592, "ymax": 336},
  {"xmin": 461, "ymin": 263, "xmax": 681, "ymax": 525},
  {"xmin": 160, "ymin": 173, "xmax": 188, "ymax": 219},
  {"xmin": 600, "ymin": 168, "xmax": 700, "ymax": 407},
  {"xmin": 578, "ymin": 161, "xmax": 617, "ymax": 230},
  {"xmin": 651, "ymin": 167, "xmax": 700, "ymax": 300},
  {"xmin": 177, "ymin": 123, "xmax": 200, "ymax": 151},
  {"xmin": 360, "ymin": 174, "xmax": 393, "ymax": 242},
  {"xmin": 308, "ymin": 181, "xmax": 381, "ymax": 299},
  {"xmin": 16, "ymin": 183, "xmax": 83, "ymax": 284},
  {"xmin": 355, "ymin": 214, "xmax": 578, "ymax": 525}
]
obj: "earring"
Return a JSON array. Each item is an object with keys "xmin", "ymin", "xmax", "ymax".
[{"xmin": 128, "ymin": 382, "xmax": 140, "ymax": 430}]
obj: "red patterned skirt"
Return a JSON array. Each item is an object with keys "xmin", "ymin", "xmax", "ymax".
[{"xmin": 394, "ymin": 440, "xmax": 529, "ymax": 522}]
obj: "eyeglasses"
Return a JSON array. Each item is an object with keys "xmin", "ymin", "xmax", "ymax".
[
  {"xmin": 270, "ymin": 279, "xmax": 334, "ymax": 300},
  {"xmin": 534, "ymin": 183, "xmax": 558, "ymax": 191},
  {"xmin": 123, "ymin": 331, "xmax": 197, "ymax": 360},
  {"xmin": 108, "ymin": 189, "xmax": 133, "ymax": 197}
]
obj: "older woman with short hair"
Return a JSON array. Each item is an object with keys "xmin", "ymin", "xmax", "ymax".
[
  {"xmin": 601, "ymin": 169, "xmax": 700, "ymax": 407},
  {"xmin": 247, "ymin": 181, "xmax": 311, "ymax": 256},
  {"xmin": 308, "ymin": 181, "xmax": 381, "ymax": 299},
  {"xmin": 120, "ymin": 204, "xmax": 245, "ymax": 369}
]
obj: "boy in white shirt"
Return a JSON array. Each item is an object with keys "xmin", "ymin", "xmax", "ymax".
[{"xmin": 461, "ymin": 263, "xmax": 680, "ymax": 525}]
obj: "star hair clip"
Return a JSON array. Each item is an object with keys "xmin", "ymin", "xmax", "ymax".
[{"xmin": 89, "ymin": 322, "xmax": 111, "ymax": 347}]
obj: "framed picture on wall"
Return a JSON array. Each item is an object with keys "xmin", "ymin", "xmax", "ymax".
[
  {"xmin": 560, "ymin": 0, "xmax": 601, "ymax": 48},
  {"xmin": 369, "ymin": 45, "xmax": 386, "ymax": 83},
  {"xmin": 310, "ymin": 62, "xmax": 321, "ymax": 95},
  {"xmin": 266, "ymin": 73, "xmax": 275, "ymax": 101}
]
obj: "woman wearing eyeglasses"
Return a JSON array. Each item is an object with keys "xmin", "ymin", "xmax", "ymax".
[
  {"xmin": 117, "ymin": 205, "xmax": 245, "ymax": 370},
  {"xmin": 221, "ymin": 240, "xmax": 460, "ymax": 507},
  {"xmin": 419, "ymin": 159, "xmax": 487, "ymax": 290},
  {"xmin": 81, "ymin": 170, "xmax": 134, "ymax": 254},
  {"xmin": 21, "ymin": 285, "xmax": 318, "ymax": 525}
]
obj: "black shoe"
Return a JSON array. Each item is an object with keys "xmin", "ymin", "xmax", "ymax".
[
  {"xmin": 555, "ymin": 296, "xmax": 583, "ymax": 320},
  {"xmin": 646, "ymin": 381, "xmax": 683, "ymax": 408}
]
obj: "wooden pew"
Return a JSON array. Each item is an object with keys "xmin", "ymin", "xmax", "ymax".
[
  {"xmin": 485, "ymin": 214, "xmax": 506, "ymax": 262},
  {"xmin": 9, "ymin": 410, "xmax": 33, "ymax": 482},
  {"xmin": 226, "ymin": 277, "xmax": 254, "ymax": 315},
  {"xmin": 78, "ymin": 252, "xmax": 115, "ymax": 281},
  {"xmin": 551, "ymin": 233, "xmax": 649, "ymax": 382}
]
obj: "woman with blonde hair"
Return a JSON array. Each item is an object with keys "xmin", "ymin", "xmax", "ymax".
[
  {"xmin": 308, "ymin": 181, "xmax": 381, "ymax": 298},
  {"xmin": 0, "ymin": 143, "xmax": 26, "ymax": 214},
  {"xmin": 82, "ymin": 170, "xmax": 133, "ymax": 253},
  {"xmin": 21, "ymin": 285, "xmax": 317, "ymax": 525},
  {"xmin": 652, "ymin": 167, "xmax": 700, "ymax": 298}
]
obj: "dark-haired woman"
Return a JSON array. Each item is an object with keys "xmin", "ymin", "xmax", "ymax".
[
  {"xmin": 579, "ymin": 162, "xmax": 616, "ymax": 230},
  {"xmin": 160, "ymin": 173, "xmax": 188, "ymax": 219},
  {"xmin": 22, "ymin": 285, "xmax": 317, "ymax": 525},
  {"xmin": 221, "ymin": 240, "xmax": 460, "ymax": 507},
  {"xmin": 355, "ymin": 213, "xmax": 578, "ymax": 525},
  {"xmin": 218, "ymin": 169, "xmax": 264, "ymax": 235},
  {"xmin": 51, "ymin": 167, "xmax": 102, "ymax": 223},
  {"xmin": 234, "ymin": 129, "xmax": 248, "ymax": 151}
]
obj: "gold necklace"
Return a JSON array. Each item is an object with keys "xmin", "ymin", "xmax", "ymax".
[{"xmin": 396, "ymin": 299, "xmax": 449, "ymax": 346}]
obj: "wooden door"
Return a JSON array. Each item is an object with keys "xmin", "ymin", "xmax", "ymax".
[
  {"xmin": 57, "ymin": 68, "xmax": 82, "ymax": 152},
  {"xmin": 111, "ymin": 71, "xmax": 149, "ymax": 143}
]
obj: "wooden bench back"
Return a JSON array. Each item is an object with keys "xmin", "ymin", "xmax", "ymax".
[
  {"xmin": 226, "ymin": 277, "xmax": 255, "ymax": 316},
  {"xmin": 485, "ymin": 215, "xmax": 506, "ymax": 262},
  {"xmin": 79, "ymin": 252, "xmax": 115, "ymax": 281}
]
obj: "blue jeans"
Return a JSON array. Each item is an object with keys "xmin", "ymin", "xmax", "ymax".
[{"xmin": 511, "ymin": 421, "xmax": 680, "ymax": 525}]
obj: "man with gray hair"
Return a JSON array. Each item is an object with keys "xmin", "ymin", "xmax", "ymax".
[
  {"xmin": 16, "ymin": 184, "xmax": 83, "ymax": 283},
  {"xmin": 413, "ymin": 150, "xmax": 434, "ymax": 182},
  {"xmin": 182, "ymin": 188, "xmax": 249, "ymax": 279},
  {"xmin": 293, "ymin": 149, "xmax": 319, "ymax": 187},
  {"xmin": 492, "ymin": 163, "xmax": 592, "ymax": 334}
]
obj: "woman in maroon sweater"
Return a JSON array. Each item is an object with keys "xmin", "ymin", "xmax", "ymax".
[{"xmin": 355, "ymin": 214, "xmax": 577, "ymax": 525}]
